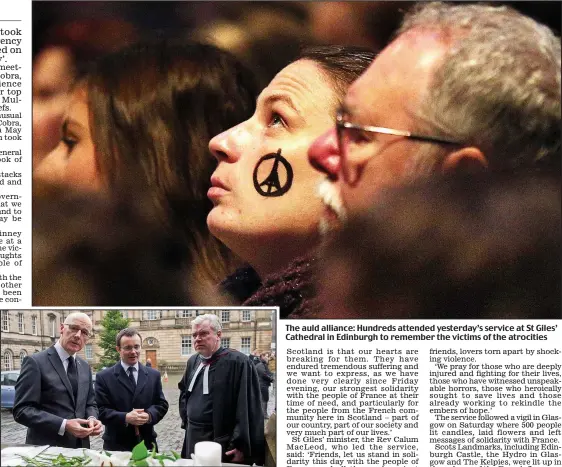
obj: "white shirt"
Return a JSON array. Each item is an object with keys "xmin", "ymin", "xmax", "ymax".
[
  {"xmin": 120, "ymin": 361, "xmax": 139, "ymax": 385},
  {"xmin": 54, "ymin": 341, "xmax": 74, "ymax": 373}
]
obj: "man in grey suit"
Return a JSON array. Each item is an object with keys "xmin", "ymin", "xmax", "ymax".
[{"xmin": 14, "ymin": 312, "xmax": 103, "ymax": 448}]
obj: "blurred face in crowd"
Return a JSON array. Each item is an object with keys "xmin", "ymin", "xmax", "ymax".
[
  {"xmin": 117, "ymin": 333, "xmax": 142, "ymax": 366},
  {"xmin": 59, "ymin": 312, "xmax": 92, "ymax": 355},
  {"xmin": 192, "ymin": 320, "xmax": 221, "ymax": 358},
  {"xmin": 207, "ymin": 59, "xmax": 336, "ymax": 276},
  {"xmin": 308, "ymin": 31, "xmax": 449, "ymax": 220},
  {"xmin": 34, "ymin": 86, "xmax": 100, "ymax": 191},
  {"xmin": 33, "ymin": 46, "xmax": 74, "ymax": 168}
]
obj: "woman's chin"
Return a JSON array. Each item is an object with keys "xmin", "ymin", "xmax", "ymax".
[{"xmin": 207, "ymin": 210, "xmax": 230, "ymax": 238}]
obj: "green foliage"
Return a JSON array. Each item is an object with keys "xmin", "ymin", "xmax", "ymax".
[
  {"xmin": 95, "ymin": 311, "xmax": 131, "ymax": 370},
  {"xmin": 18, "ymin": 452, "xmax": 91, "ymax": 466},
  {"xmin": 131, "ymin": 441, "xmax": 148, "ymax": 462},
  {"xmin": 128, "ymin": 440, "xmax": 179, "ymax": 466}
]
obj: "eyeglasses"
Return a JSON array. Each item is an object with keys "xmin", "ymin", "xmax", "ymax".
[
  {"xmin": 120, "ymin": 345, "xmax": 141, "ymax": 352},
  {"xmin": 335, "ymin": 110, "xmax": 462, "ymax": 183},
  {"xmin": 64, "ymin": 324, "xmax": 91, "ymax": 338}
]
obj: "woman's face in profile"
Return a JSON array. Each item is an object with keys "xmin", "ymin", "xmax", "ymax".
[
  {"xmin": 32, "ymin": 46, "xmax": 74, "ymax": 168},
  {"xmin": 34, "ymin": 87, "xmax": 100, "ymax": 191},
  {"xmin": 207, "ymin": 59, "xmax": 336, "ymax": 268}
]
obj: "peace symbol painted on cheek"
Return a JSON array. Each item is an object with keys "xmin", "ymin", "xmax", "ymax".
[{"xmin": 253, "ymin": 148, "xmax": 294, "ymax": 197}]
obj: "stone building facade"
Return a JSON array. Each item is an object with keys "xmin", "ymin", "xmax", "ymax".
[
  {"xmin": 1, "ymin": 310, "xmax": 68, "ymax": 371},
  {"xmin": 1, "ymin": 309, "xmax": 274, "ymax": 372}
]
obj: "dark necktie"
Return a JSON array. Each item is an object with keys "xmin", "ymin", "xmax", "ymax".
[
  {"xmin": 128, "ymin": 367, "xmax": 136, "ymax": 388},
  {"xmin": 67, "ymin": 356, "xmax": 78, "ymax": 401}
]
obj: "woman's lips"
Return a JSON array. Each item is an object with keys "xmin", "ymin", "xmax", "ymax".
[
  {"xmin": 207, "ymin": 186, "xmax": 229, "ymax": 200},
  {"xmin": 210, "ymin": 175, "xmax": 229, "ymax": 189},
  {"xmin": 208, "ymin": 176, "xmax": 230, "ymax": 200}
]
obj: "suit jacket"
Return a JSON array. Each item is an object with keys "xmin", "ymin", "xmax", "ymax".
[
  {"xmin": 255, "ymin": 361, "xmax": 274, "ymax": 402},
  {"xmin": 13, "ymin": 346, "xmax": 98, "ymax": 448},
  {"xmin": 95, "ymin": 362, "xmax": 169, "ymax": 451}
]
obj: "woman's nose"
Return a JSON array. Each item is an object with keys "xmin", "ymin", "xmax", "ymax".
[
  {"xmin": 209, "ymin": 123, "xmax": 245, "ymax": 163},
  {"xmin": 34, "ymin": 144, "xmax": 66, "ymax": 183}
]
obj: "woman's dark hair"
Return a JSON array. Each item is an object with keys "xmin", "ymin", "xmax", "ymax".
[
  {"xmin": 299, "ymin": 45, "xmax": 376, "ymax": 102},
  {"xmin": 79, "ymin": 41, "xmax": 261, "ymax": 285},
  {"xmin": 33, "ymin": 182, "xmax": 193, "ymax": 307}
]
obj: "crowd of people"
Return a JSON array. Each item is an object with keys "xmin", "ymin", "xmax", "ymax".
[
  {"xmin": 13, "ymin": 312, "xmax": 269, "ymax": 465},
  {"xmin": 33, "ymin": 1, "xmax": 561, "ymax": 319},
  {"xmin": 22, "ymin": 5, "xmax": 562, "ymax": 464}
]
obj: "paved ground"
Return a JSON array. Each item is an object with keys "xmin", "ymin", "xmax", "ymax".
[{"xmin": 1, "ymin": 374, "xmax": 276, "ymax": 453}]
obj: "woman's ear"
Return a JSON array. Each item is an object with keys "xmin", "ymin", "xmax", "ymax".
[{"xmin": 442, "ymin": 146, "xmax": 488, "ymax": 174}]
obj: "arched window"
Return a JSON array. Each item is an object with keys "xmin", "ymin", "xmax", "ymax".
[
  {"xmin": 50, "ymin": 316, "xmax": 56, "ymax": 337},
  {"xmin": 19, "ymin": 350, "xmax": 27, "ymax": 367},
  {"xmin": 3, "ymin": 350, "xmax": 13, "ymax": 371}
]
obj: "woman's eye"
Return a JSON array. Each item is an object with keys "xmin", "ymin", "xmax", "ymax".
[
  {"xmin": 268, "ymin": 112, "xmax": 286, "ymax": 128},
  {"xmin": 62, "ymin": 136, "xmax": 77, "ymax": 152}
]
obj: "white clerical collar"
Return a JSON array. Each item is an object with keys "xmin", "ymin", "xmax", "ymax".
[
  {"xmin": 121, "ymin": 361, "xmax": 139, "ymax": 373},
  {"xmin": 188, "ymin": 362, "xmax": 209, "ymax": 394},
  {"xmin": 54, "ymin": 341, "xmax": 74, "ymax": 362},
  {"xmin": 188, "ymin": 347, "xmax": 223, "ymax": 394}
]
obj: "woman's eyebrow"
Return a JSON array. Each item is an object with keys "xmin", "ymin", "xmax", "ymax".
[
  {"xmin": 260, "ymin": 92, "xmax": 303, "ymax": 118},
  {"xmin": 63, "ymin": 118, "xmax": 84, "ymax": 134}
]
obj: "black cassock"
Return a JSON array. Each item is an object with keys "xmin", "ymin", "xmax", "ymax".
[{"xmin": 178, "ymin": 347, "xmax": 265, "ymax": 465}]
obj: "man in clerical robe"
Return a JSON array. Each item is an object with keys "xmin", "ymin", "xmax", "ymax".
[{"xmin": 179, "ymin": 314, "xmax": 265, "ymax": 465}]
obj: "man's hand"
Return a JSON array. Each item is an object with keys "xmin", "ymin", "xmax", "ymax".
[
  {"xmin": 225, "ymin": 448, "xmax": 244, "ymax": 463},
  {"xmin": 66, "ymin": 419, "xmax": 93, "ymax": 438},
  {"xmin": 88, "ymin": 418, "xmax": 104, "ymax": 436},
  {"xmin": 126, "ymin": 408, "xmax": 149, "ymax": 426}
]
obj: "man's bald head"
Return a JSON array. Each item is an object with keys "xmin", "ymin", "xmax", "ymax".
[{"xmin": 60, "ymin": 312, "xmax": 93, "ymax": 355}]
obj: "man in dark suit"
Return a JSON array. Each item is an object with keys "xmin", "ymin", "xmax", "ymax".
[
  {"xmin": 14, "ymin": 312, "xmax": 103, "ymax": 448},
  {"xmin": 255, "ymin": 352, "xmax": 274, "ymax": 419},
  {"xmin": 95, "ymin": 328, "xmax": 168, "ymax": 451}
]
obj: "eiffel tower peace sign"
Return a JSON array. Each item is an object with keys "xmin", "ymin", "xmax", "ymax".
[{"xmin": 253, "ymin": 148, "xmax": 294, "ymax": 197}]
